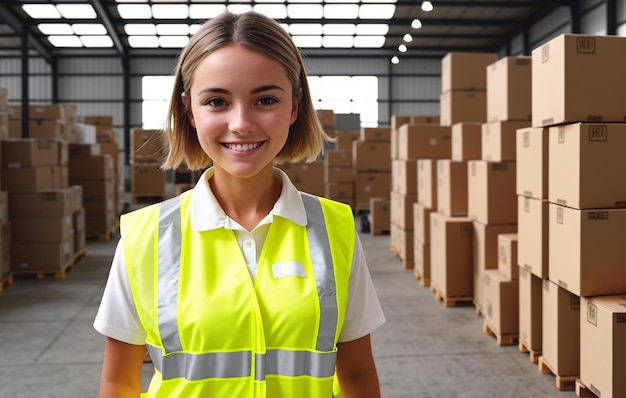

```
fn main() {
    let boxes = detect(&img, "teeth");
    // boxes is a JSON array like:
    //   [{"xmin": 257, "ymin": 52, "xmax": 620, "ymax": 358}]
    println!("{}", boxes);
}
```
[{"xmin": 225, "ymin": 142, "xmax": 261, "ymax": 152}]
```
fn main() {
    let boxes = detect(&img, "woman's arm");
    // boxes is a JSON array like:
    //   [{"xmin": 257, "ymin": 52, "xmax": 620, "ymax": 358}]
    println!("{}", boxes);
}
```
[
  {"xmin": 99, "ymin": 337, "xmax": 147, "ymax": 398},
  {"xmin": 335, "ymin": 334, "xmax": 381, "ymax": 398}
]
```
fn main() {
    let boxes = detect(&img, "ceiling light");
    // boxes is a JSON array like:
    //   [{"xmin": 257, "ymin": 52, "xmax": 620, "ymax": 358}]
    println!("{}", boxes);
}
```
[
  {"xmin": 23, "ymin": 4, "xmax": 61, "ymax": 19},
  {"xmin": 398, "ymin": 44, "xmax": 407, "ymax": 52},
  {"xmin": 288, "ymin": 4, "xmax": 323, "ymax": 19},
  {"xmin": 38, "ymin": 24, "xmax": 73, "ymax": 35},
  {"xmin": 391, "ymin": 56, "xmax": 400, "ymax": 64},
  {"xmin": 324, "ymin": 4, "xmax": 358, "ymax": 19},
  {"xmin": 156, "ymin": 24, "xmax": 189, "ymax": 36},
  {"xmin": 48, "ymin": 35, "xmax": 83, "ymax": 47},
  {"xmin": 421, "ymin": 1, "xmax": 433, "ymax": 12},
  {"xmin": 253, "ymin": 4, "xmax": 287, "ymax": 19},
  {"xmin": 291, "ymin": 36, "xmax": 323, "ymax": 48},
  {"xmin": 189, "ymin": 5, "xmax": 226, "ymax": 19},
  {"xmin": 323, "ymin": 36, "xmax": 354, "ymax": 48},
  {"xmin": 323, "ymin": 24, "xmax": 356, "ymax": 35},
  {"xmin": 73, "ymin": 24, "xmax": 107, "ymax": 35},
  {"xmin": 403, "ymin": 34, "xmax": 413, "ymax": 42},
  {"xmin": 57, "ymin": 4, "xmax": 97, "ymax": 19},
  {"xmin": 118, "ymin": 4, "xmax": 152, "ymax": 19},
  {"xmin": 152, "ymin": 5, "xmax": 188, "ymax": 19},
  {"xmin": 125, "ymin": 24, "xmax": 157, "ymax": 35},
  {"xmin": 80, "ymin": 36, "xmax": 114, "ymax": 48},
  {"xmin": 128, "ymin": 36, "xmax": 159, "ymax": 48},
  {"xmin": 359, "ymin": 4, "xmax": 395, "ymax": 19},
  {"xmin": 356, "ymin": 24, "xmax": 389, "ymax": 35},
  {"xmin": 289, "ymin": 24, "xmax": 323, "ymax": 35},
  {"xmin": 159, "ymin": 36, "xmax": 189, "ymax": 48},
  {"xmin": 411, "ymin": 19, "xmax": 422, "ymax": 29},
  {"xmin": 354, "ymin": 36, "xmax": 385, "ymax": 48}
]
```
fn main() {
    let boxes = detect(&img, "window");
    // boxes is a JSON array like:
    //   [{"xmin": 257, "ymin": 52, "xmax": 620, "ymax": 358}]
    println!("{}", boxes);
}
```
[{"xmin": 142, "ymin": 75, "xmax": 175, "ymax": 129}]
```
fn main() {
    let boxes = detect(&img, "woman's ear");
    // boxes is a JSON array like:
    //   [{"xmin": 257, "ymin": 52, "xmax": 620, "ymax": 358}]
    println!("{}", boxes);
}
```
[
  {"xmin": 290, "ymin": 87, "xmax": 302, "ymax": 125},
  {"xmin": 181, "ymin": 92, "xmax": 196, "ymax": 128}
]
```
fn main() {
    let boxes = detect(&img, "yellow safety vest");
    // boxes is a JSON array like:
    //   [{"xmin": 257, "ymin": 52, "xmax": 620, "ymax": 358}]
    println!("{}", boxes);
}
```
[{"xmin": 121, "ymin": 190, "xmax": 354, "ymax": 397}]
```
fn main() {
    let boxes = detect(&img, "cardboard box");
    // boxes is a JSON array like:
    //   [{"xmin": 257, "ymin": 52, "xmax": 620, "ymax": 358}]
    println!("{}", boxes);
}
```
[
  {"xmin": 482, "ymin": 269, "xmax": 519, "ymax": 335},
  {"xmin": 541, "ymin": 280, "xmax": 580, "ymax": 377},
  {"xmin": 397, "ymin": 124, "xmax": 452, "ymax": 160},
  {"xmin": 73, "ymin": 207, "xmax": 86, "ymax": 253},
  {"xmin": 391, "ymin": 115, "xmax": 411, "ymax": 130},
  {"xmin": 2, "ymin": 138, "xmax": 60, "ymax": 168},
  {"xmin": 532, "ymin": 34, "xmax": 626, "ymax": 127},
  {"xmin": 130, "ymin": 128, "xmax": 164, "ymax": 162},
  {"xmin": 325, "ymin": 182, "xmax": 353, "ymax": 200},
  {"xmin": 27, "ymin": 119, "xmax": 65, "ymax": 140},
  {"xmin": 280, "ymin": 162, "xmax": 325, "ymax": 197},
  {"xmin": 580, "ymin": 295, "xmax": 626, "ymax": 398},
  {"xmin": 325, "ymin": 150, "xmax": 352, "ymax": 168},
  {"xmin": 430, "ymin": 212, "xmax": 473, "ymax": 298},
  {"xmin": 451, "ymin": 122, "xmax": 482, "ymax": 161},
  {"xmin": 334, "ymin": 131, "xmax": 359, "ymax": 151},
  {"xmin": 468, "ymin": 160, "xmax": 517, "ymax": 224},
  {"xmin": 12, "ymin": 214, "xmax": 73, "ymax": 243},
  {"xmin": 1, "ymin": 166, "xmax": 59, "ymax": 193},
  {"xmin": 417, "ymin": 159, "xmax": 437, "ymax": 209},
  {"xmin": 518, "ymin": 267, "xmax": 543, "ymax": 353},
  {"xmin": 440, "ymin": 90, "xmax": 488, "ymax": 126},
  {"xmin": 549, "ymin": 123, "xmax": 626, "ymax": 209},
  {"xmin": 436, "ymin": 160, "xmax": 468, "ymax": 217},
  {"xmin": 69, "ymin": 154, "xmax": 113, "ymax": 181},
  {"xmin": 79, "ymin": 178, "xmax": 115, "ymax": 201},
  {"xmin": 83, "ymin": 197, "xmax": 114, "ymax": 217},
  {"xmin": 481, "ymin": 120, "xmax": 530, "ymax": 161},
  {"xmin": 353, "ymin": 141, "xmax": 391, "ymax": 172},
  {"xmin": 325, "ymin": 166, "xmax": 353, "ymax": 184},
  {"xmin": 413, "ymin": 203, "xmax": 432, "ymax": 244},
  {"xmin": 0, "ymin": 191, "xmax": 8, "ymax": 226},
  {"xmin": 410, "ymin": 115, "xmax": 440, "ymax": 125},
  {"xmin": 0, "ymin": 87, "xmax": 7, "ymax": 109},
  {"xmin": 11, "ymin": 240, "xmax": 74, "ymax": 272},
  {"xmin": 392, "ymin": 159, "xmax": 417, "ymax": 195},
  {"xmin": 83, "ymin": 115, "xmax": 113, "ymax": 126},
  {"xmin": 390, "ymin": 223, "xmax": 413, "ymax": 263},
  {"xmin": 497, "ymin": 233, "xmax": 518, "ymax": 280},
  {"xmin": 369, "ymin": 197, "xmax": 390, "ymax": 231},
  {"xmin": 549, "ymin": 204, "xmax": 626, "ymax": 296},
  {"xmin": 0, "ymin": 112, "xmax": 8, "ymax": 140},
  {"xmin": 354, "ymin": 172, "xmax": 390, "ymax": 210},
  {"xmin": 69, "ymin": 185, "xmax": 83, "ymax": 212},
  {"xmin": 413, "ymin": 239, "xmax": 430, "ymax": 282},
  {"xmin": 518, "ymin": 196, "xmax": 548, "ymax": 279},
  {"xmin": 9, "ymin": 104, "xmax": 66, "ymax": 122},
  {"xmin": 516, "ymin": 127, "xmax": 548, "ymax": 199},
  {"xmin": 390, "ymin": 191, "xmax": 416, "ymax": 230},
  {"xmin": 86, "ymin": 212, "xmax": 117, "ymax": 235},
  {"xmin": 486, "ymin": 56, "xmax": 532, "ymax": 123},
  {"xmin": 316, "ymin": 109, "xmax": 335, "ymax": 129},
  {"xmin": 8, "ymin": 188, "xmax": 73, "ymax": 217},
  {"xmin": 441, "ymin": 52, "xmax": 497, "ymax": 92},
  {"xmin": 76, "ymin": 123, "xmax": 97, "ymax": 144},
  {"xmin": 131, "ymin": 163, "xmax": 167, "ymax": 195},
  {"xmin": 360, "ymin": 127, "xmax": 391, "ymax": 142}
]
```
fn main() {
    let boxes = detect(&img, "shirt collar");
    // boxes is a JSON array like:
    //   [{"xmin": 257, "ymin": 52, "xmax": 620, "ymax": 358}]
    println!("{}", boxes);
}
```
[{"xmin": 190, "ymin": 166, "xmax": 308, "ymax": 232}]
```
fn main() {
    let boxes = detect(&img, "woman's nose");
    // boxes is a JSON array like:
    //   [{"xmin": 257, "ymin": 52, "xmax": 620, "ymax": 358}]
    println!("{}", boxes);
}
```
[{"xmin": 228, "ymin": 104, "xmax": 255, "ymax": 134}]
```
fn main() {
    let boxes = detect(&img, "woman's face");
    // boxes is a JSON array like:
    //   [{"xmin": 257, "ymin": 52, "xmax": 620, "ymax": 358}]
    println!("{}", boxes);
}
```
[{"xmin": 184, "ymin": 43, "xmax": 298, "ymax": 180}]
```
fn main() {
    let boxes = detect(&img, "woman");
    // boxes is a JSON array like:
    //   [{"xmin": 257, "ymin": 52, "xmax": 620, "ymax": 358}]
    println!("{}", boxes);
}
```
[{"xmin": 94, "ymin": 11, "xmax": 385, "ymax": 397}]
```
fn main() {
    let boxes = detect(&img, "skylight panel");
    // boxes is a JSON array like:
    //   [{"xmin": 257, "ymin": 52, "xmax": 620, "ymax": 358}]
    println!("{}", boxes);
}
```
[
  {"xmin": 356, "ymin": 24, "xmax": 389, "ymax": 35},
  {"xmin": 323, "ymin": 36, "xmax": 353, "ymax": 48},
  {"xmin": 48, "ymin": 35, "xmax": 82, "ymax": 47},
  {"xmin": 324, "ymin": 4, "xmax": 358, "ymax": 19},
  {"xmin": 227, "ymin": 4, "xmax": 253, "ymax": 14},
  {"xmin": 125, "ymin": 24, "xmax": 157, "ymax": 35},
  {"xmin": 354, "ymin": 36, "xmax": 385, "ymax": 48},
  {"xmin": 190, "ymin": 25, "xmax": 202, "ymax": 35},
  {"xmin": 253, "ymin": 4, "xmax": 287, "ymax": 19},
  {"xmin": 359, "ymin": 4, "xmax": 396, "ymax": 19},
  {"xmin": 189, "ymin": 5, "xmax": 226, "ymax": 19},
  {"xmin": 290, "ymin": 24, "xmax": 323, "ymax": 35},
  {"xmin": 57, "ymin": 4, "xmax": 97, "ymax": 19},
  {"xmin": 152, "ymin": 5, "xmax": 188, "ymax": 19},
  {"xmin": 288, "ymin": 4, "xmax": 323, "ymax": 19},
  {"xmin": 160, "ymin": 36, "xmax": 189, "ymax": 48},
  {"xmin": 73, "ymin": 24, "xmax": 107, "ymax": 35},
  {"xmin": 81, "ymin": 36, "xmax": 114, "ymax": 48},
  {"xmin": 323, "ymin": 24, "xmax": 355, "ymax": 35},
  {"xmin": 292, "ymin": 36, "xmax": 322, "ymax": 48},
  {"xmin": 38, "ymin": 24, "xmax": 73, "ymax": 35},
  {"xmin": 118, "ymin": 4, "xmax": 152, "ymax": 19},
  {"xmin": 23, "ymin": 4, "xmax": 61, "ymax": 19},
  {"xmin": 128, "ymin": 36, "xmax": 159, "ymax": 48},
  {"xmin": 156, "ymin": 24, "xmax": 189, "ymax": 36}
]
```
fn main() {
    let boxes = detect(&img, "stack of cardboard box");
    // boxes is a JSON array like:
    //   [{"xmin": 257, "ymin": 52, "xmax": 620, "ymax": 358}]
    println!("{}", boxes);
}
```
[
  {"xmin": 279, "ymin": 161, "xmax": 325, "ymax": 197},
  {"xmin": 1, "ymin": 138, "xmax": 83, "ymax": 276},
  {"xmin": 0, "ymin": 88, "xmax": 8, "ymax": 141},
  {"xmin": 129, "ymin": 128, "xmax": 166, "ymax": 202},
  {"xmin": 530, "ymin": 33, "xmax": 626, "ymax": 395},
  {"xmin": 352, "ymin": 127, "xmax": 391, "ymax": 213},
  {"xmin": 476, "ymin": 55, "xmax": 532, "ymax": 343},
  {"xmin": 324, "ymin": 149, "xmax": 354, "ymax": 208}
]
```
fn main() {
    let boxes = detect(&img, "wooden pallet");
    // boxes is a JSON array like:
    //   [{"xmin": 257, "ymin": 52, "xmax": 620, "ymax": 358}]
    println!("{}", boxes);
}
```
[
  {"xmin": 430, "ymin": 283, "xmax": 473, "ymax": 308},
  {"xmin": 13, "ymin": 260, "xmax": 74, "ymax": 280},
  {"xmin": 473, "ymin": 301, "xmax": 483, "ymax": 316},
  {"xmin": 371, "ymin": 226, "xmax": 390, "ymax": 236},
  {"xmin": 0, "ymin": 273, "xmax": 14, "ymax": 293},
  {"xmin": 132, "ymin": 194, "xmax": 166, "ymax": 204},
  {"xmin": 518, "ymin": 340, "xmax": 541, "ymax": 363},
  {"xmin": 74, "ymin": 248, "xmax": 87, "ymax": 264},
  {"xmin": 87, "ymin": 226, "xmax": 118, "ymax": 242},
  {"xmin": 482, "ymin": 319, "xmax": 518, "ymax": 346},
  {"xmin": 575, "ymin": 379, "xmax": 598, "ymax": 397},
  {"xmin": 413, "ymin": 267, "xmax": 430, "ymax": 287},
  {"xmin": 389, "ymin": 244, "xmax": 414, "ymax": 269},
  {"xmin": 538, "ymin": 356, "xmax": 577, "ymax": 391}
]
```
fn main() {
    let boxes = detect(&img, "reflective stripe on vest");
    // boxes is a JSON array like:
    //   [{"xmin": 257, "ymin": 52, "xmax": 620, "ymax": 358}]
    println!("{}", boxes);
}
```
[{"xmin": 150, "ymin": 192, "xmax": 338, "ymax": 381}]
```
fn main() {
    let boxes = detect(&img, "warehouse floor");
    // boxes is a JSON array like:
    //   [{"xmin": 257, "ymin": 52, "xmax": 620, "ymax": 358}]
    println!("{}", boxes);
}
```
[{"xmin": 0, "ymin": 203, "xmax": 574, "ymax": 398}]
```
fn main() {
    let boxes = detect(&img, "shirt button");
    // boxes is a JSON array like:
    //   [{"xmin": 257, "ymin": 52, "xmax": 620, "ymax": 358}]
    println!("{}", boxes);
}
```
[{"xmin": 245, "ymin": 241, "xmax": 252, "ymax": 248}]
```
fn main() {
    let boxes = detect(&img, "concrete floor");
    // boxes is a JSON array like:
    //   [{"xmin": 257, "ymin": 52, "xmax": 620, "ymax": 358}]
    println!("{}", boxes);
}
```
[{"xmin": 0, "ymin": 217, "xmax": 575, "ymax": 397}]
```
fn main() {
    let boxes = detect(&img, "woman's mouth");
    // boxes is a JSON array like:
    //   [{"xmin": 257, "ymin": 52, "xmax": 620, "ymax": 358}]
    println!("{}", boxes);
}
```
[{"xmin": 222, "ymin": 141, "xmax": 264, "ymax": 152}]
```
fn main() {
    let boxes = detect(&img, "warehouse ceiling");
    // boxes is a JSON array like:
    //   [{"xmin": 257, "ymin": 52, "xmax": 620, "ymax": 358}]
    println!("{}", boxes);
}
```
[{"xmin": 0, "ymin": 0, "xmax": 571, "ymax": 62}]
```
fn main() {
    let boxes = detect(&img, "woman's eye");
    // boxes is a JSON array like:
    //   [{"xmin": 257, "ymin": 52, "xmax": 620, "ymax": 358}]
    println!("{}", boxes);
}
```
[
  {"xmin": 257, "ymin": 96, "xmax": 278, "ymax": 106},
  {"xmin": 207, "ymin": 98, "xmax": 226, "ymax": 107}
]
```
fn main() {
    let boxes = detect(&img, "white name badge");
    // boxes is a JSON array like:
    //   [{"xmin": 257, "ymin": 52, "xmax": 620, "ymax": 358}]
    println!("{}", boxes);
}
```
[{"xmin": 272, "ymin": 262, "xmax": 306, "ymax": 278}]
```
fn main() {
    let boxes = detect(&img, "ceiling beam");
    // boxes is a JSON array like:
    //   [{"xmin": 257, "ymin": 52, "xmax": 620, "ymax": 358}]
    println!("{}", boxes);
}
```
[
  {"xmin": 89, "ymin": 0, "xmax": 125, "ymax": 57},
  {"xmin": 0, "ymin": 3, "xmax": 53, "ymax": 64}
]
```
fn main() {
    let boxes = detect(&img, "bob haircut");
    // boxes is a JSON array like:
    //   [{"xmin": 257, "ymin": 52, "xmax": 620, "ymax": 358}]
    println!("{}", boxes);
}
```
[{"xmin": 162, "ymin": 11, "xmax": 331, "ymax": 170}]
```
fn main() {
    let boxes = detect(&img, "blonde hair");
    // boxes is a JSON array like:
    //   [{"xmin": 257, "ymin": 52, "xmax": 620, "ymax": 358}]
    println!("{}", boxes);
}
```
[{"xmin": 162, "ymin": 11, "xmax": 330, "ymax": 170}]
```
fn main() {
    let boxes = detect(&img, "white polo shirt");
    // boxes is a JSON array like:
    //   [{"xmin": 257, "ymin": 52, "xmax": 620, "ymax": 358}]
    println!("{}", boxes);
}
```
[{"xmin": 94, "ymin": 167, "xmax": 386, "ymax": 344}]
